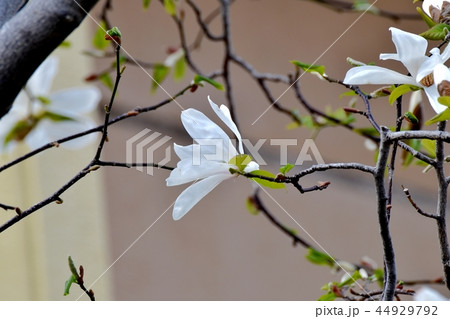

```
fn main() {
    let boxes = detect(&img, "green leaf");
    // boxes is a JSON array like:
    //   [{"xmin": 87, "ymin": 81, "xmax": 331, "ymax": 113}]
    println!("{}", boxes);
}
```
[
  {"xmin": 337, "ymin": 270, "xmax": 362, "ymax": 288},
  {"xmin": 229, "ymin": 154, "xmax": 253, "ymax": 172},
  {"xmin": 246, "ymin": 198, "xmax": 259, "ymax": 215},
  {"xmin": 403, "ymin": 139, "xmax": 421, "ymax": 167},
  {"xmin": 143, "ymin": 0, "xmax": 151, "ymax": 9},
  {"xmin": 106, "ymin": 26, "xmax": 122, "ymax": 39},
  {"xmin": 420, "ymin": 23, "xmax": 450, "ymax": 41},
  {"xmin": 279, "ymin": 163, "xmax": 294, "ymax": 175},
  {"xmin": 373, "ymin": 268, "xmax": 384, "ymax": 288},
  {"xmin": 290, "ymin": 60, "xmax": 325, "ymax": 76},
  {"xmin": 421, "ymin": 139, "xmax": 436, "ymax": 158},
  {"xmin": 425, "ymin": 108, "xmax": 450, "ymax": 125},
  {"xmin": 173, "ymin": 56, "xmax": 186, "ymax": 81},
  {"xmin": 438, "ymin": 96, "xmax": 450, "ymax": 107},
  {"xmin": 353, "ymin": 126, "xmax": 379, "ymax": 138},
  {"xmin": 64, "ymin": 274, "xmax": 77, "ymax": 296},
  {"xmin": 99, "ymin": 72, "xmax": 114, "ymax": 90},
  {"xmin": 352, "ymin": 0, "xmax": 379, "ymax": 14},
  {"xmin": 339, "ymin": 90, "xmax": 358, "ymax": 98},
  {"xmin": 404, "ymin": 111, "xmax": 419, "ymax": 125},
  {"xmin": 250, "ymin": 170, "xmax": 286, "ymax": 189},
  {"xmin": 68, "ymin": 256, "xmax": 80, "ymax": 280},
  {"xmin": 318, "ymin": 292, "xmax": 337, "ymax": 301},
  {"xmin": 163, "ymin": 0, "xmax": 177, "ymax": 16},
  {"xmin": 193, "ymin": 74, "xmax": 225, "ymax": 91},
  {"xmin": 3, "ymin": 118, "xmax": 37, "ymax": 146},
  {"xmin": 58, "ymin": 41, "xmax": 71, "ymax": 48},
  {"xmin": 151, "ymin": 64, "xmax": 170, "ymax": 93},
  {"xmin": 417, "ymin": 7, "xmax": 436, "ymax": 28},
  {"xmin": 37, "ymin": 96, "xmax": 51, "ymax": 105},
  {"xmin": 286, "ymin": 121, "xmax": 301, "ymax": 130},
  {"xmin": 40, "ymin": 111, "xmax": 75, "ymax": 123},
  {"xmin": 93, "ymin": 21, "xmax": 108, "ymax": 50},
  {"xmin": 388, "ymin": 84, "xmax": 419, "ymax": 105},
  {"xmin": 305, "ymin": 248, "xmax": 335, "ymax": 267}
]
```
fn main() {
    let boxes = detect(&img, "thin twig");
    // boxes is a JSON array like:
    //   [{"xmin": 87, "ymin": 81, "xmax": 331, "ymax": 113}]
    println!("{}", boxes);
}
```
[{"xmin": 402, "ymin": 185, "xmax": 439, "ymax": 220}]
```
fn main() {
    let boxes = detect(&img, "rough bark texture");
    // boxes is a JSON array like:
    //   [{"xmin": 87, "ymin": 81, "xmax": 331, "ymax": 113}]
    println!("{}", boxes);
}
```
[{"xmin": 0, "ymin": 0, "xmax": 99, "ymax": 119}]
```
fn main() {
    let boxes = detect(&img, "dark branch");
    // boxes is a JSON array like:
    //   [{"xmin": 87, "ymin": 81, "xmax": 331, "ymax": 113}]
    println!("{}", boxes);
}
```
[{"xmin": 0, "ymin": 0, "xmax": 99, "ymax": 118}]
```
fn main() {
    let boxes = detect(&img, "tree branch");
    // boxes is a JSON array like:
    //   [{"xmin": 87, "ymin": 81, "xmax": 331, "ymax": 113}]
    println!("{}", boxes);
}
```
[{"xmin": 0, "ymin": 0, "xmax": 99, "ymax": 118}]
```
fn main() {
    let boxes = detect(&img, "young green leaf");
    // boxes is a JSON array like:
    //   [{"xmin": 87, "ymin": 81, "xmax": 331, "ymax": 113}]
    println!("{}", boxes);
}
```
[
  {"xmin": 143, "ymin": 0, "xmax": 151, "ymax": 9},
  {"xmin": 279, "ymin": 163, "xmax": 294, "ymax": 175},
  {"xmin": 420, "ymin": 23, "xmax": 450, "ymax": 41},
  {"xmin": 58, "ymin": 41, "xmax": 71, "ymax": 48},
  {"xmin": 173, "ymin": 56, "xmax": 186, "ymax": 81},
  {"xmin": 416, "ymin": 6, "xmax": 436, "ymax": 28},
  {"xmin": 193, "ymin": 74, "xmax": 225, "ymax": 91},
  {"xmin": 305, "ymin": 248, "xmax": 335, "ymax": 267},
  {"xmin": 352, "ymin": 0, "xmax": 380, "ymax": 14},
  {"xmin": 318, "ymin": 292, "xmax": 337, "ymax": 301},
  {"xmin": 64, "ymin": 274, "xmax": 77, "ymax": 296},
  {"xmin": 425, "ymin": 107, "xmax": 450, "ymax": 125},
  {"xmin": 290, "ymin": 60, "xmax": 325, "ymax": 76},
  {"xmin": 250, "ymin": 170, "xmax": 286, "ymax": 189},
  {"xmin": 421, "ymin": 139, "xmax": 436, "ymax": 158},
  {"xmin": 403, "ymin": 111, "xmax": 419, "ymax": 125},
  {"xmin": 229, "ymin": 154, "xmax": 253, "ymax": 172},
  {"xmin": 93, "ymin": 21, "xmax": 109, "ymax": 50},
  {"xmin": 99, "ymin": 72, "xmax": 114, "ymax": 90},
  {"xmin": 40, "ymin": 111, "xmax": 75, "ymax": 123},
  {"xmin": 163, "ymin": 0, "xmax": 177, "ymax": 16},
  {"xmin": 245, "ymin": 198, "xmax": 259, "ymax": 215},
  {"xmin": 388, "ymin": 84, "xmax": 419, "ymax": 105},
  {"xmin": 151, "ymin": 64, "xmax": 170, "ymax": 93}
]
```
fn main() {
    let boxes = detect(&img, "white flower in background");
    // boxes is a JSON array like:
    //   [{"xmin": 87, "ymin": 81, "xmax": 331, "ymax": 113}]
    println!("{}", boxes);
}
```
[
  {"xmin": 0, "ymin": 56, "xmax": 101, "ymax": 153},
  {"xmin": 423, "ymin": 0, "xmax": 450, "ymax": 23},
  {"xmin": 166, "ymin": 96, "xmax": 259, "ymax": 220},
  {"xmin": 414, "ymin": 286, "xmax": 448, "ymax": 301},
  {"xmin": 343, "ymin": 27, "xmax": 450, "ymax": 114}
]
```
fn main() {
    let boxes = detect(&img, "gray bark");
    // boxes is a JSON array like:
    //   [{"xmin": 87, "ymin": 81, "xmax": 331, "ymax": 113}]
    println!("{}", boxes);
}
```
[{"xmin": 0, "ymin": 0, "xmax": 99, "ymax": 119}]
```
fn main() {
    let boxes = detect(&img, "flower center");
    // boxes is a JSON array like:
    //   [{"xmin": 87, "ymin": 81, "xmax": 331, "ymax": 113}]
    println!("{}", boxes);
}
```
[{"xmin": 419, "ymin": 73, "xmax": 434, "ymax": 87}]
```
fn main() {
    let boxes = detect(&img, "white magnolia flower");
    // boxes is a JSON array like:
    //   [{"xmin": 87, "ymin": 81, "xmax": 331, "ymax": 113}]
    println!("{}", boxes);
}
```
[
  {"xmin": 0, "ymin": 56, "xmax": 101, "ymax": 153},
  {"xmin": 166, "ymin": 96, "xmax": 259, "ymax": 220},
  {"xmin": 344, "ymin": 27, "xmax": 450, "ymax": 114},
  {"xmin": 414, "ymin": 286, "xmax": 448, "ymax": 301}
]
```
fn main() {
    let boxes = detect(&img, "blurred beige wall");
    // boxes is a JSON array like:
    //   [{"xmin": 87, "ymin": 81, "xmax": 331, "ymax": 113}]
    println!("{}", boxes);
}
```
[{"xmin": 0, "ymin": 22, "xmax": 111, "ymax": 300}]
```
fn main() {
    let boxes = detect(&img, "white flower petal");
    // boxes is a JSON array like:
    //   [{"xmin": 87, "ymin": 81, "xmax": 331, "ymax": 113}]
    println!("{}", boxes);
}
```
[
  {"xmin": 164, "ymin": 48, "xmax": 184, "ymax": 67},
  {"xmin": 181, "ymin": 108, "xmax": 238, "ymax": 159},
  {"xmin": 172, "ymin": 173, "xmax": 231, "ymax": 220},
  {"xmin": 27, "ymin": 57, "xmax": 59, "ymax": 97},
  {"xmin": 26, "ymin": 117, "xmax": 97, "ymax": 149},
  {"xmin": 416, "ymin": 52, "xmax": 443, "ymax": 83},
  {"xmin": 423, "ymin": 85, "xmax": 447, "ymax": 113},
  {"xmin": 243, "ymin": 161, "xmax": 259, "ymax": 173},
  {"xmin": 414, "ymin": 286, "xmax": 448, "ymax": 301},
  {"xmin": 379, "ymin": 53, "xmax": 399, "ymax": 61},
  {"xmin": 167, "ymin": 160, "xmax": 230, "ymax": 186},
  {"xmin": 49, "ymin": 87, "xmax": 101, "ymax": 115},
  {"xmin": 344, "ymin": 66, "xmax": 417, "ymax": 85},
  {"xmin": 440, "ymin": 42, "xmax": 450, "ymax": 62},
  {"xmin": 433, "ymin": 63, "xmax": 450, "ymax": 85},
  {"xmin": 388, "ymin": 27, "xmax": 428, "ymax": 76},
  {"xmin": 208, "ymin": 96, "xmax": 244, "ymax": 154},
  {"xmin": 408, "ymin": 90, "xmax": 423, "ymax": 112}
]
